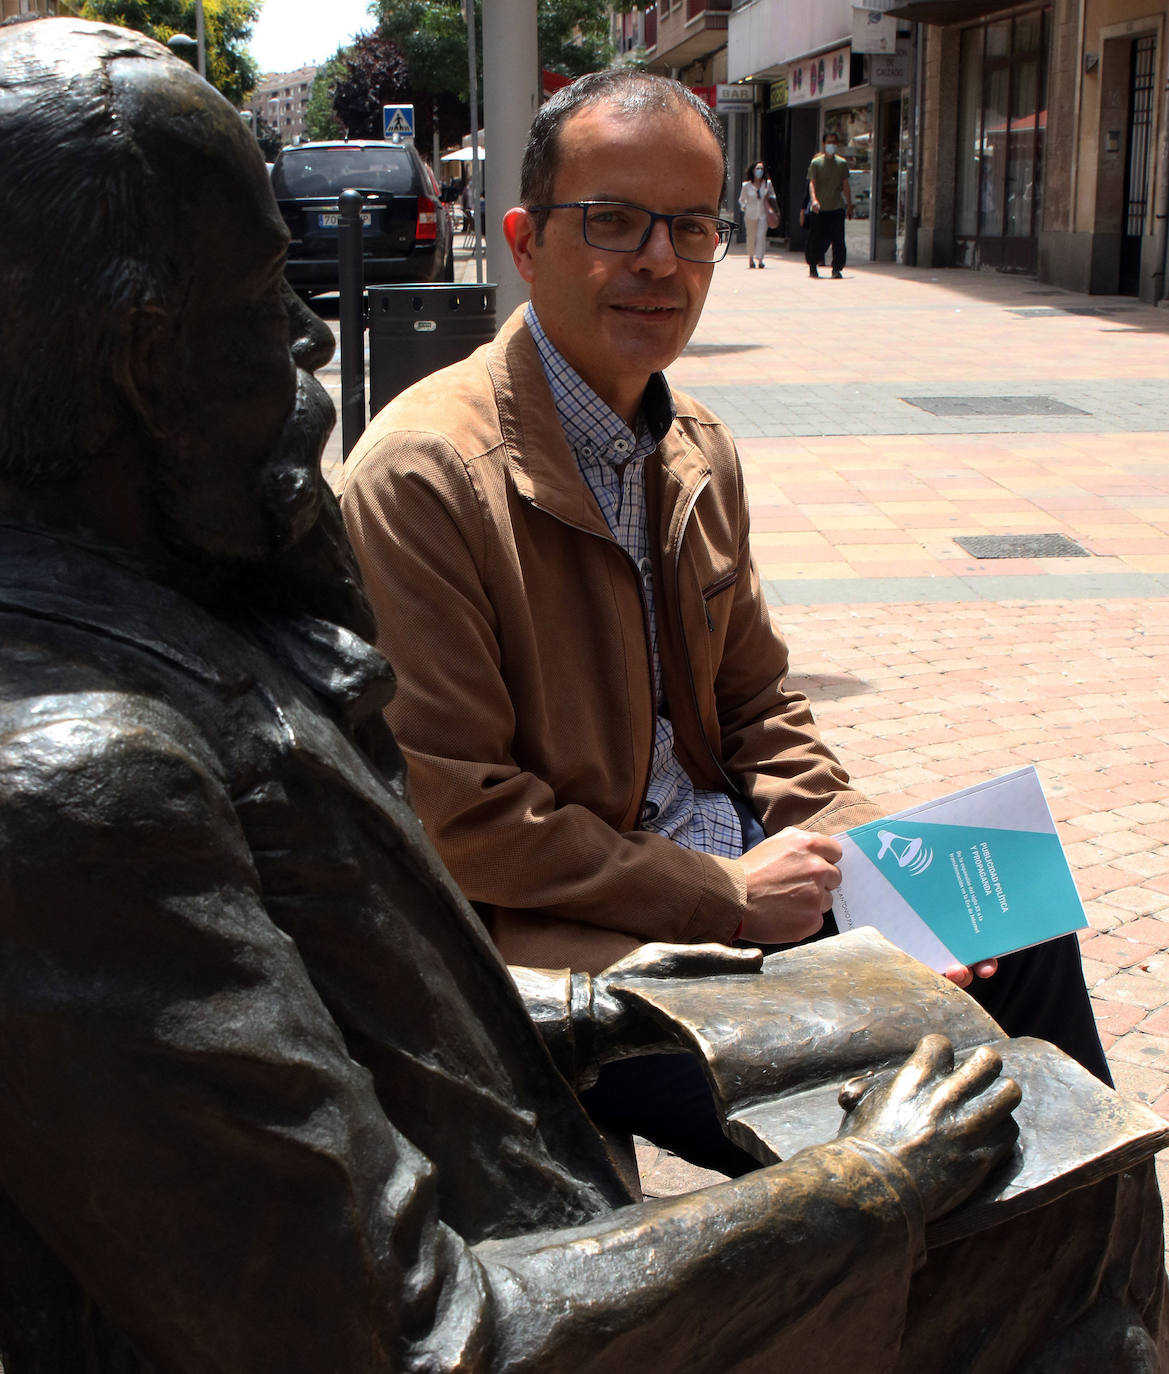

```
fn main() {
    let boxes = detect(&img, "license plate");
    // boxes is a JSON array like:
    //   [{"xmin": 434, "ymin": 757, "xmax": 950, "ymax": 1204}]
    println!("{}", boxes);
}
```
[{"xmin": 318, "ymin": 211, "xmax": 371, "ymax": 227}]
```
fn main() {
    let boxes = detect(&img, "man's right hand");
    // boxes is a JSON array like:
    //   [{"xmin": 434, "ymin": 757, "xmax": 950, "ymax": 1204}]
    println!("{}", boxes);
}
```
[
  {"xmin": 839, "ymin": 1034, "xmax": 1021, "ymax": 1222},
  {"xmin": 736, "ymin": 826, "xmax": 842, "ymax": 945}
]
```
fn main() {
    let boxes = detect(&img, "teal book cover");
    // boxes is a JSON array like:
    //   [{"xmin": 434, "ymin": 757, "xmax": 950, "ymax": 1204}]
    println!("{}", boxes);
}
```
[{"xmin": 833, "ymin": 767, "xmax": 1087, "ymax": 971}]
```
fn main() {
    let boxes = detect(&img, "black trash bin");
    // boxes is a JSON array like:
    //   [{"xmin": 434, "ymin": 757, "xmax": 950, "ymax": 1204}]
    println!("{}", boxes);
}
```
[{"xmin": 367, "ymin": 283, "xmax": 497, "ymax": 419}]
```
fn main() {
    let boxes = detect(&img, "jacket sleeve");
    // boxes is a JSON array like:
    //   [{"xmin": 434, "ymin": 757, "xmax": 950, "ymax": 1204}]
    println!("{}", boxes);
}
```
[
  {"xmin": 342, "ymin": 431, "xmax": 749, "ymax": 967},
  {"xmin": 0, "ymin": 711, "xmax": 927, "ymax": 1374}
]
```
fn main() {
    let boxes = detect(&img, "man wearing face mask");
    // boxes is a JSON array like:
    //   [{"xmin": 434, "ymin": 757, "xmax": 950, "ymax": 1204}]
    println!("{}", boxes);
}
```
[
  {"xmin": 807, "ymin": 129, "xmax": 853, "ymax": 278},
  {"xmin": 737, "ymin": 160, "xmax": 776, "ymax": 269}
]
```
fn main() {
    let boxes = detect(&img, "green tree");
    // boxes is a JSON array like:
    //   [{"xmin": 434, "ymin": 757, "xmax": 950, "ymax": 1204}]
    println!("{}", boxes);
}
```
[
  {"xmin": 375, "ymin": 0, "xmax": 614, "ymax": 96},
  {"xmin": 76, "ymin": 0, "xmax": 261, "ymax": 104},
  {"xmin": 305, "ymin": 54, "xmax": 348, "ymax": 140}
]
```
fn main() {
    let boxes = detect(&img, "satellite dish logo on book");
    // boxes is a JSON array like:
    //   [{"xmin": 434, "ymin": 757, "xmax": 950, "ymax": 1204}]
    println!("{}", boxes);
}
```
[{"xmin": 876, "ymin": 829, "xmax": 934, "ymax": 875}]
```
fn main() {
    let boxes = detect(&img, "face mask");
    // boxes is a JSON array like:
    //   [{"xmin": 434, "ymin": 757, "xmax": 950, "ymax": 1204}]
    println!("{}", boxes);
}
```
[
  {"xmin": 753, "ymin": 167, "xmax": 763, "ymax": 180},
  {"xmin": 824, "ymin": 143, "xmax": 838, "ymax": 156}
]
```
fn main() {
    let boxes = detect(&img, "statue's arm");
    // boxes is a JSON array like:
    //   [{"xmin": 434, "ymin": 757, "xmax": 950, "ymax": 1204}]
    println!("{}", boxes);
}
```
[{"xmin": 512, "ymin": 944, "xmax": 765, "ymax": 1087}]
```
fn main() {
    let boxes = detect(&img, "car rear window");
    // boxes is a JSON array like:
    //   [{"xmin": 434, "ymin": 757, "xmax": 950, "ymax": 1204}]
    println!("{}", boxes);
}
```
[{"xmin": 272, "ymin": 147, "xmax": 416, "ymax": 197}]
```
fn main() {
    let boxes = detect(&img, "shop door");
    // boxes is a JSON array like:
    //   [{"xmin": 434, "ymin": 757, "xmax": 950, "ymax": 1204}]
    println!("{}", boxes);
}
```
[{"xmin": 1120, "ymin": 35, "xmax": 1155, "ymax": 296}]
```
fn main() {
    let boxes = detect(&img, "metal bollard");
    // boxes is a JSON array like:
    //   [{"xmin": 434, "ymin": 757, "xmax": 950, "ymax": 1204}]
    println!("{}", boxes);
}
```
[{"xmin": 338, "ymin": 189, "xmax": 366, "ymax": 460}]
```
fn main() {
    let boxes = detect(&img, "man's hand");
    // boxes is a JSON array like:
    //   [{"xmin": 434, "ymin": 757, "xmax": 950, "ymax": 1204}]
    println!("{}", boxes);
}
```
[
  {"xmin": 945, "ymin": 958, "xmax": 998, "ymax": 989},
  {"xmin": 846, "ymin": 203, "xmax": 854, "ymax": 220},
  {"xmin": 737, "ymin": 827, "xmax": 841, "ymax": 946},
  {"xmin": 839, "ymin": 1034, "xmax": 1021, "ymax": 1222},
  {"xmin": 810, "ymin": 197, "xmax": 821, "ymax": 214}
]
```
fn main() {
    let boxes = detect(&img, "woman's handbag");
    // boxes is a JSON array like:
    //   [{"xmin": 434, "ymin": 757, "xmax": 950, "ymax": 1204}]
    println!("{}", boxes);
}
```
[{"xmin": 765, "ymin": 193, "xmax": 779, "ymax": 231}]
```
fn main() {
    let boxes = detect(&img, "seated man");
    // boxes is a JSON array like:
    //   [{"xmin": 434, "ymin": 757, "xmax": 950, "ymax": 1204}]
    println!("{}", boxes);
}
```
[
  {"xmin": 341, "ymin": 68, "xmax": 1110, "ymax": 1171},
  {"xmin": 1, "ymin": 18, "xmax": 1165, "ymax": 1373}
]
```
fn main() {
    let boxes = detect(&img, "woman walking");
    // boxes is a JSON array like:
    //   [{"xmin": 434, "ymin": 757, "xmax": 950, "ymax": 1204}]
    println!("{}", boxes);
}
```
[{"xmin": 738, "ymin": 160, "xmax": 776, "ymax": 269}]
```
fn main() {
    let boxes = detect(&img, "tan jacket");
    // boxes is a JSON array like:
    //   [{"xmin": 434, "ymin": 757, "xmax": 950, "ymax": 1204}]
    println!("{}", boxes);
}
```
[{"xmin": 342, "ymin": 308, "xmax": 880, "ymax": 972}]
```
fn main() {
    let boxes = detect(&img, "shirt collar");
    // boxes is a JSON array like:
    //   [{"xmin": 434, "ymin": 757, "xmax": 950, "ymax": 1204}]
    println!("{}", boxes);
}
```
[{"xmin": 525, "ymin": 302, "xmax": 675, "ymax": 466}]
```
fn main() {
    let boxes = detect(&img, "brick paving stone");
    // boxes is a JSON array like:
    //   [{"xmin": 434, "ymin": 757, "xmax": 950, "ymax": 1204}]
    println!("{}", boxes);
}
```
[
  {"xmin": 1106, "ymin": 1031, "xmax": 1169, "ymax": 1075},
  {"xmin": 1097, "ymin": 887, "xmax": 1169, "ymax": 917}
]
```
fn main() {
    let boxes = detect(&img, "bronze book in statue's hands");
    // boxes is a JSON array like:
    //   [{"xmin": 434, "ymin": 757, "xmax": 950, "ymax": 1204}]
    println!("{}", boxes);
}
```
[{"xmin": 607, "ymin": 929, "xmax": 1169, "ymax": 1245}]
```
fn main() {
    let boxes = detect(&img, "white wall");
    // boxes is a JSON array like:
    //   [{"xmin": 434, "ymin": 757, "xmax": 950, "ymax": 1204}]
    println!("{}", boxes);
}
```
[{"xmin": 728, "ymin": 0, "xmax": 855, "ymax": 82}]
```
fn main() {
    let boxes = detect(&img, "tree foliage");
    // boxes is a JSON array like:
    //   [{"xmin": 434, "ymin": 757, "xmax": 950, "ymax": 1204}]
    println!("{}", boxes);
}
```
[
  {"xmin": 375, "ymin": 0, "xmax": 614, "ymax": 95},
  {"xmin": 321, "ymin": 33, "xmax": 465, "ymax": 150},
  {"xmin": 75, "ymin": 0, "xmax": 260, "ymax": 103},
  {"xmin": 328, "ymin": 32, "xmax": 410, "ymax": 140},
  {"xmin": 305, "ymin": 56, "xmax": 348, "ymax": 141}
]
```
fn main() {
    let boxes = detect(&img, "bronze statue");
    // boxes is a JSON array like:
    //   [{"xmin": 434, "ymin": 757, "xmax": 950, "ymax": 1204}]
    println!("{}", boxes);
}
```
[{"xmin": 0, "ymin": 18, "xmax": 1165, "ymax": 1372}]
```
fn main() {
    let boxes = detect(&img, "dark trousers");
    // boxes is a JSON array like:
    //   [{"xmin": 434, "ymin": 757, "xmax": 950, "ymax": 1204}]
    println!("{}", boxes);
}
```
[
  {"xmin": 581, "ymin": 799, "xmax": 1111, "ymax": 1175},
  {"xmin": 808, "ymin": 206, "xmax": 847, "ymax": 271}
]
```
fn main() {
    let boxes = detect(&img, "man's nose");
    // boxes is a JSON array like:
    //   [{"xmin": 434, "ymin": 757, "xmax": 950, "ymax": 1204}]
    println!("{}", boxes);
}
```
[
  {"xmin": 631, "ymin": 218, "xmax": 678, "ymax": 274},
  {"xmin": 285, "ymin": 283, "xmax": 335, "ymax": 373}
]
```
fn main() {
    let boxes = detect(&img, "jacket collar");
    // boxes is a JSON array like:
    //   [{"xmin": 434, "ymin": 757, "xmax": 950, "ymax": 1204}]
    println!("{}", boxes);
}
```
[{"xmin": 485, "ymin": 307, "xmax": 712, "ymax": 533}]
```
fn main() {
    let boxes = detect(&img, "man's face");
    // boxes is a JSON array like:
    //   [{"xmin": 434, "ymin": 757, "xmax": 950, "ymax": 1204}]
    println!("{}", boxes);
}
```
[
  {"xmin": 148, "ymin": 83, "xmax": 335, "ymax": 566},
  {"xmin": 505, "ymin": 101, "xmax": 724, "ymax": 421}
]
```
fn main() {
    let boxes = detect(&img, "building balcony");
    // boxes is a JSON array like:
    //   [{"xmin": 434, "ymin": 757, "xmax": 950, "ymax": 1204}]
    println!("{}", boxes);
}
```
[{"xmin": 644, "ymin": 0, "xmax": 730, "ymax": 71}]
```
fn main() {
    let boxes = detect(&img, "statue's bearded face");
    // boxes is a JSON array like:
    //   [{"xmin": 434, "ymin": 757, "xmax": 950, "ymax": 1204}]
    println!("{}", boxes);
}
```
[{"xmin": 147, "ymin": 101, "xmax": 336, "ymax": 568}]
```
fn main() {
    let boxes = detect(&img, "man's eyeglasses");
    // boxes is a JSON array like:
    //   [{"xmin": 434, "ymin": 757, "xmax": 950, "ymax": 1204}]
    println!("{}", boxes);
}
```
[{"xmin": 529, "ymin": 200, "xmax": 736, "ymax": 264}]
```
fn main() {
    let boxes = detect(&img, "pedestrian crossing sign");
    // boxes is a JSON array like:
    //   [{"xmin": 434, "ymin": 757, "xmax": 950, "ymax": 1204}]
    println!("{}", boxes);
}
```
[{"xmin": 383, "ymin": 104, "xmax": 415, "ymax": 141}]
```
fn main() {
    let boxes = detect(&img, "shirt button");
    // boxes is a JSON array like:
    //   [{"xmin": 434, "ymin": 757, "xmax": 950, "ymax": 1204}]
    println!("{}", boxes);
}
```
[
  {"xmin": 614, "ymin": 438, "xmax": 630, "ymax": 453},
  {"xmin": 580, "ymin": 443, "xmax": 594, "ymax": 458}
]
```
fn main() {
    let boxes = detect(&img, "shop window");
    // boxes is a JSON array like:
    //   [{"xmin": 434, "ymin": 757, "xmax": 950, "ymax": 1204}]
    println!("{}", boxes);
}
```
[{"xmin": 953, "ymin": 6, "xmax": 1049, "ymax": 271}]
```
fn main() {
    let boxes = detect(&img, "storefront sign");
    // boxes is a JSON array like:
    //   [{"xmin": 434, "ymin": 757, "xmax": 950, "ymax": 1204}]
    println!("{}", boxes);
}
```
[
  {"xmin": 870, "ymin": 49, "xmax": 911, "ymax": 87},
  {"xmin": 786, "ymin": 46, "xmax": 851, "ymax": 106},
  {"xmin": 716, "ymin": 83, "xmax": 756, "ymax": 113},
  {"xmin": 852, "ymin": 7, "xmax": 900, "ymax": 54},
  {"xmin": 768, "ymin": 78, "xmax": 788, "ymax": 111},
  {"xmin": 691, "ymin": 85, "xmax": 717, "ymax": 109}
]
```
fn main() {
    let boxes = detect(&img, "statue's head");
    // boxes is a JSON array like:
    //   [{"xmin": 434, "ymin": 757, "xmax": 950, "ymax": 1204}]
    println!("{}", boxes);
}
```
[{"xmin": 0, "ymin": 18, "xmax": 337, "ymax": 570}]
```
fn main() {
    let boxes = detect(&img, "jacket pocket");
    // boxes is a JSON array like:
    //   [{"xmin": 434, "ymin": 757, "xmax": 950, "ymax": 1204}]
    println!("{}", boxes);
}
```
[{"xmin": 701, "ymin": 569, "xmax": 738, "ymax": 631}]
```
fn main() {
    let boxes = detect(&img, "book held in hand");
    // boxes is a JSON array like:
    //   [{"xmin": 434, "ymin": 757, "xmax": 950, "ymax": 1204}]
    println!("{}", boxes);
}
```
[{"xmin": 833, "ymin": 766, "xmax": 1087, "ymax": 971}]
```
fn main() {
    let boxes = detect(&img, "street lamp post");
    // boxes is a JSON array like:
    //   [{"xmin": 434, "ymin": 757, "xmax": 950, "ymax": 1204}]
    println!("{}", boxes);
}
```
[{"xmin": 194, "ymin": 0, "xmax": 206, "ymax": 79}]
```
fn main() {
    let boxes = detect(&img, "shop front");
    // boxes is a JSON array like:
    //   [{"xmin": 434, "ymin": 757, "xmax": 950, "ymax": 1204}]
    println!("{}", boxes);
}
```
[{"xmin": 778, "ymin": 39, "xmax": 914, "ymax": 264}]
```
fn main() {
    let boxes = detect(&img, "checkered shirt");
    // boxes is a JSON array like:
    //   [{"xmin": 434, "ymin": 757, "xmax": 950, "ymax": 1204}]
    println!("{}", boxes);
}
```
[{"xmin": 526, "ymin": 304, "xmax": 743, "ymax": 859}]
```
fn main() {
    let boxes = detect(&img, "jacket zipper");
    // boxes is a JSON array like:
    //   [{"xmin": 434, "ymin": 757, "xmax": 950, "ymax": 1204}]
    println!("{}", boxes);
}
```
[
  {"xmin": 670, "ymin": 474, "xmax": 741, "ymax": 798},
  {"xmin": 522, "ymin": 495, "xmax": 659, "ymax": 827}
]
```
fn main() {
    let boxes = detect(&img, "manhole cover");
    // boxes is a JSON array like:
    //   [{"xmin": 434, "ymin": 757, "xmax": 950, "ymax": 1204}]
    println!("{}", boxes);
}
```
[
  {"xmin": 901, "ymin": 395, "xmax": 1090, "ymax": 417},
  {"xmin": 1007, "ymin": 306, "xmax": 1133, "ymax": 318},
  {"xmin": 954, "ymin": 533, "xmax": 1090, "ymax": 559}
]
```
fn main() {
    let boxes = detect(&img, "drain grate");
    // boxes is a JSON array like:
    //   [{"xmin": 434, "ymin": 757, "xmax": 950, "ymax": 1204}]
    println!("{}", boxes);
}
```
[
  {"xmin": 954, "ymin": 533, "xmax": 1090, "ymax": 559},
  {"xmin": 901, "ymin": 395, "xmax": 1090, "ymax": 417}
]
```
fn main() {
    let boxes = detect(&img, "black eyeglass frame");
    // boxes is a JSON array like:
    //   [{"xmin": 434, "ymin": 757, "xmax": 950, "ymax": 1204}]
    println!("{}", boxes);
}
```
[{"xmin": 528, "ymin": 200, "xmax": 737, "ymax": 263}]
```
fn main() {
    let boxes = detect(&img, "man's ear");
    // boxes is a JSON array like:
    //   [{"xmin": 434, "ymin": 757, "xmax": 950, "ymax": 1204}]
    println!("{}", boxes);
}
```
[
  {"xmin": 113, "ymin": 304, "xmax": 179, "ymax": 440},
  {"xmin": 503, "ymin": 206, "xmax": 539, "ymax": 285}
]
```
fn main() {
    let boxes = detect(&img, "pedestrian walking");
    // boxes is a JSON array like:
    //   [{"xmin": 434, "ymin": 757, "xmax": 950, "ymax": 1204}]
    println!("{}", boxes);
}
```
[
  {"xmin": 738, "ymin": 160, "xmax": 776, "ymax": 269},
  {"xmin": 807, "ymin": 131, "xmax": 853, "ymax": 278}
]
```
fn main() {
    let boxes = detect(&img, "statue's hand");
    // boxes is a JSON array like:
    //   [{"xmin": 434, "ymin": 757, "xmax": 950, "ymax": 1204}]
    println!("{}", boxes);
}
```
[
  {"xmin": 838, "ymin": 1034, "xmax": 1021, "ymax": 1222},
  {"xmin": 588, "ymin": 943, "xmax": 763, "ymax": 1062}
]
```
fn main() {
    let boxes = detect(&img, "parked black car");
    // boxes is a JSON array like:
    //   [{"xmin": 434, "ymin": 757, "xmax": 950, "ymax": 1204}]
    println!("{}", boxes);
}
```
[{"xmin": 271, "ymin": 140, "xmax": 454, "ymax": 296}]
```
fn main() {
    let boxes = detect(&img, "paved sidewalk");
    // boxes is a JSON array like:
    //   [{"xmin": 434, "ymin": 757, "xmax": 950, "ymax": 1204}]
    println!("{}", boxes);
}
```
[{"xmin": 315, "ymin": 244, "xmax": 1169, "ymax": 1211}]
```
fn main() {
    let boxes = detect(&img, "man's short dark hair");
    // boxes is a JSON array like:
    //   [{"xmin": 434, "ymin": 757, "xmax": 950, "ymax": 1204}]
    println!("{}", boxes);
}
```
[
  {"xmin": 520, "ymin": 69, "xmax": 729, "ymax": 236},
  {"xmin": 0, "ymin": 20, "xmax": 184, "ymax": 487}
]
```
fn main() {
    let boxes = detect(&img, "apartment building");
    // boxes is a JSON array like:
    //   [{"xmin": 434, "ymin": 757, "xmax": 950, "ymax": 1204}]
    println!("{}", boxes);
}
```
[{"xmin": 248, "ymin": 64, "xmax": 318, "ymax": 147}]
